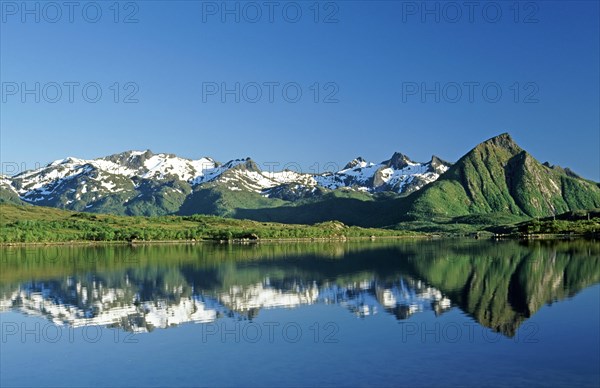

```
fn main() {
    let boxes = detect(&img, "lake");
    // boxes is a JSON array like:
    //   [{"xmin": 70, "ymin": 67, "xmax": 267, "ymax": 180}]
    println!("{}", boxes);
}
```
[{"xmin": 1, "ymin": 239, "xmax": 599, "ymax": 387}]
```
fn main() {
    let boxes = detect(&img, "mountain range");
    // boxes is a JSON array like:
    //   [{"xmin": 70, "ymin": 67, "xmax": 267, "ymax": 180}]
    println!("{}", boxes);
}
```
[{"xmin": 2, "ymin": 133, "xmax": 599, "ymax": 228}]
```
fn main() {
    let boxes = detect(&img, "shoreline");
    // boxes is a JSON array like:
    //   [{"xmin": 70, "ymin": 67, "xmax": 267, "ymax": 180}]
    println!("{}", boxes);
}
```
[
  {"xmin": 1, "ymin": 233, "xmax": 597, "ymax": 247},
  {"xmin": 0, "ymin": 234, "xmax": 427, "ymax": 247}
]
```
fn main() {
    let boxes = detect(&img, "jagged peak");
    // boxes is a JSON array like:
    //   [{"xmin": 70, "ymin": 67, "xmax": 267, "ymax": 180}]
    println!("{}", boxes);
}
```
[
  {"xmin": 564, "ymin": 168, "xmax": 581, "ymax": 179},
  {"xmin": 343, "ymin": 157, "xmax": 368, "ymax": 170},
  {"xmin": 487, "ymin": 132, "xmax": 512, "ymax": 141},
  {"xmin": 543, "ymin": 162, "xmax": 582, "ymax": 179},
  {"xmin": 383, "ymin": 152, "xmax": 414, "ymax": 170},
  {"xmin": 429, "ymin": 155, "xmax": 451, "ymax": 166},
  {"xmin": 127, "ymin": 149, "xmax": 153, "ymax": 156},
  {"xmin": 112, "ymin": 149, "xmax": 152, "ymax": 157},
  {"xmin": 100, "ymin": 149, "xmax": 154, "ymax": 164},
  {"xmin": 224, "ymin": 158, "xmax": 261, "ymax": 172},
  {"xmin": 480, "ymin": 133, "xmax": 521, "ymax": 152}
]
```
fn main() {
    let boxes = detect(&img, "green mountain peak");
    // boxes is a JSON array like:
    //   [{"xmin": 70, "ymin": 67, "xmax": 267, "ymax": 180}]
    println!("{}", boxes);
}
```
[{"xmin": 407, "ymin": 133, "xmax": 600, "ymax": 220}]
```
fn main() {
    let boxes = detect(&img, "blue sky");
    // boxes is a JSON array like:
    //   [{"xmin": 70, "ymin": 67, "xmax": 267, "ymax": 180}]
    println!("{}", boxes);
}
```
[{"xmin": 1, "ymin": 0, "xmax": 599, "ymax": 180}]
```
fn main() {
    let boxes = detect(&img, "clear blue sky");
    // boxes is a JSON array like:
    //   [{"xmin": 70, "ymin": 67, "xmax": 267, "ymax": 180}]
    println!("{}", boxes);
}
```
[{"xmin": 1, "ymin": 0, "xmax": 599, "ymax": 180}]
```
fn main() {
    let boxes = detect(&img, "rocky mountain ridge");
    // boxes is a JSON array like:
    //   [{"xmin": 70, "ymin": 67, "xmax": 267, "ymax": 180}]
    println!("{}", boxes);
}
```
[{"xmin": 2, "ymin": 149, "xmax": 451, "ymax": 215}]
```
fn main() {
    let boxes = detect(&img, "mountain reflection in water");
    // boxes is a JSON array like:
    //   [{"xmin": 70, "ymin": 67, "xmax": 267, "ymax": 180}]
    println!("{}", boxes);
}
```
[{"xmin": 1, "ymin": 239, "xmax": 598, "ymax": 337}]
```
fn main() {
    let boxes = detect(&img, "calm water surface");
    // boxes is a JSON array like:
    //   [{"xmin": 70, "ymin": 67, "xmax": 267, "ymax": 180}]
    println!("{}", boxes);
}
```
[{"xmin": 1, "ymin": 239, "xmax": 599, "ymax": 387}]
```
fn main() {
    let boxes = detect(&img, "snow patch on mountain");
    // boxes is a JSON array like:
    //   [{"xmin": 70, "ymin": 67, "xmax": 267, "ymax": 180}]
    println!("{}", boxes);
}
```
[
  {"xmin": 11, "ymin": 151, "xmax": 222, "ymax": 202},
  {"xmin": 0, "ymin": 175, "xmax": 17, "ymax": 193},
  {"xmin": 314, "ymin": 155, "xmax": 447, "ymax": 194},
  {"xmin": 2, "ymin": 149, "xmax": 453, "ymax": 209},
  {"xmin": 189, "ymin": 159, "xmax": 245, "ymax": 185}
]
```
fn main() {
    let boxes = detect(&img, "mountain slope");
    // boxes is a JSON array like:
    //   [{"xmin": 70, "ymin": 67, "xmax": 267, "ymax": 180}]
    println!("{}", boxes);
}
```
[
  {"xmin": 406, "ymin": 133, "xmax": 600, "ymax": 220},
  {"xmin": 4, "ymin": 149, "xmax": 450, "ymax": 216},
  {"xmin": 0, "ymin": 176, "xmax": 25, "ymax": 205},
  {"xmin": 235, "ymin": 134, "xmax": 600, "ymax": 228}
]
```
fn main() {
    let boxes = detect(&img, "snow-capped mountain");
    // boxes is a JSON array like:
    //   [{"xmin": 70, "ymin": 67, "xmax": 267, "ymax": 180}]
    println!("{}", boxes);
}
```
[
  {"xmin": 2, "ymin": 149, "xmax": 451, "ymax": 215},
  {"xmin": 11, "ymin": 150, "xmax": 218, "ymax": 198},
  {"xmin": 0, "ymin": 275, "xmax": 451, "ymax": 333},
  {"xmin": 314, "ymin": 153, "xmax": 450, "ymax": 194}
]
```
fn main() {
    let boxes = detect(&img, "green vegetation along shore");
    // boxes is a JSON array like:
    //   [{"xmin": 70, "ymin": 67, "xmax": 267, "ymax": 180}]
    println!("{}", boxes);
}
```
[
  {"xmin": 0, "ymin": 204, "xmax": 419, "ymax": 244},
  {"xmin": 1, "ymin": 204, "xmax": 599, "ymax": 245},
  {"xmin": 490, "ymin": 209, "xmax": 600, "ymax": 238}
]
